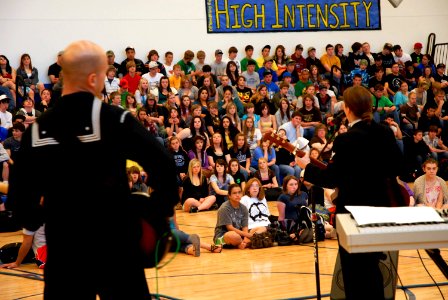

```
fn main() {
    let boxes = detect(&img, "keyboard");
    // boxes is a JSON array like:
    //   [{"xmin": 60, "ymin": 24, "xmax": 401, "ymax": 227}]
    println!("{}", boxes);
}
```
[{"xmin": 336, "ymin": 211, "xmax": 448, "ymax": 253}]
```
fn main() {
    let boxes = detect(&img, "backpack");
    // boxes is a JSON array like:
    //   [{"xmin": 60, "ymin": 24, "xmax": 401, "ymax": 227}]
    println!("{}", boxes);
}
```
[
  {"xmin": 0, "ymin": 242, "xmax": 35, "ymax": 264},
  {"xmin": 297, "ymin": 206, "xmax": 326, "ymax": 241}
]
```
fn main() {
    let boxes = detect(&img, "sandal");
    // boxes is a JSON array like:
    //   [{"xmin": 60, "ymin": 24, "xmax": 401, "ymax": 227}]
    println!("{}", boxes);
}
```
[{"xmin": 210, "ymin": 244, "xmax": 222, "ymax": 253}]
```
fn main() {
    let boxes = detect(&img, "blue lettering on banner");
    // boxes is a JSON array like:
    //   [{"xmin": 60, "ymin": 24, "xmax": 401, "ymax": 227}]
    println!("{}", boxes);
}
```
[{"xmin": 205, "ymin": 0, "xmax": 381, "ymax": 33}]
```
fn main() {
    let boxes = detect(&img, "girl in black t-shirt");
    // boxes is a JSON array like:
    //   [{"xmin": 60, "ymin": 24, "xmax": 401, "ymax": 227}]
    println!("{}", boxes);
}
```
[
  {"xmin": 229, "ymin": 133, "xmax": 252, "ymax": 180},
  {"xmin": 228, "ymin": 158, "xmax": 246, "ymax": 191}
]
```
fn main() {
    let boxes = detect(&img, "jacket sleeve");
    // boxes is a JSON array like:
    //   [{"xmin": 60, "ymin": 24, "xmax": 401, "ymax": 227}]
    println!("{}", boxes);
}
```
[{"xmin": 120, "ymin": 111, "xmax": 179, "ymax": 217}]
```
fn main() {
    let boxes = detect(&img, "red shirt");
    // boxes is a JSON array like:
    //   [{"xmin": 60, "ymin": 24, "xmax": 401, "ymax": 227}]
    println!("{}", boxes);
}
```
[{"xmin": 123, "ymin": 73, "xmax": 141, "ymax": 94}]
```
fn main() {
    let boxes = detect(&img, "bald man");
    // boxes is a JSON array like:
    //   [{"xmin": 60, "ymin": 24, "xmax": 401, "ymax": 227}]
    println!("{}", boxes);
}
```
[{"xmin": 8, "ymin": 41, "xmax": 179, "ymax": 299}]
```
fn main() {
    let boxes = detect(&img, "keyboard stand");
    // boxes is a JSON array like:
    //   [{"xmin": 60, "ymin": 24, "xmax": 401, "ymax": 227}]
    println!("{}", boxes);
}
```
[{"xmin": 425, "ymin": 249, "xmax": 448, "ymax": 280}]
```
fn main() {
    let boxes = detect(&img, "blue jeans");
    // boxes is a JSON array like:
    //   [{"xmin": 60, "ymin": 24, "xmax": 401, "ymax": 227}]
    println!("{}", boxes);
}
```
[
  {"xmin": 278, "ymin": 164, "xmax": 302, "ymax": 184},
  {"xmin": 303, "ymin": 127, "xmax": 315, "ymax": 140},
  {"xmin": 373, "ymin": 110, "xmax": 400, "ymax": 124},
  {"xmin": 171, "ymin": 229, "xmax": 191, "ymax": 254}
]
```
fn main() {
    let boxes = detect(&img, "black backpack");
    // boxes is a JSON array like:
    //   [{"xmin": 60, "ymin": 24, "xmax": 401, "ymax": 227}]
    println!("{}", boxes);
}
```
[
  {"xmin": 297, "ymin": 206, "xmax": 326, "ymax": 241},
  {"xmin": 0, "ymin": 242, "xmax": 35, "ymax": 264}
]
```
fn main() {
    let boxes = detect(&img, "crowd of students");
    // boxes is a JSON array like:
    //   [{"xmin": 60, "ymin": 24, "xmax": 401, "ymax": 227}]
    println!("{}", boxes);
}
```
[{"xmin": 1, "ymin": 39, "xmax": 448, "ymax": 257}]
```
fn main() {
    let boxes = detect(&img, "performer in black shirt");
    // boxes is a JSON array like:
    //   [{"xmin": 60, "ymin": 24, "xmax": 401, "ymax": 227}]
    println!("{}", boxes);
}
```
[
  {"xmin": 9, "ymin": 40, "xmax": 178, "ymax": 300},
  {"xmin": 303, "ymin": 86, "xmax": 404, "ymax": 299}
]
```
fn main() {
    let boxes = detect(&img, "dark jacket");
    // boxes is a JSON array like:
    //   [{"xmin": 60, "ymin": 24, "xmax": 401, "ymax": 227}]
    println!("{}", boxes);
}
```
[{"xmin": 304, "ymin": 120, "xmax": 404, "ymax": 213}]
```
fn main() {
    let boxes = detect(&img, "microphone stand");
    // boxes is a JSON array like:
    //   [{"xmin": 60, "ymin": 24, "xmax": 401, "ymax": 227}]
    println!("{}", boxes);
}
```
[
  {"xmin": 309, "ymin": 122, "xmax": 341, "ymax": 300},
  {"xmin": 309, "ymin": 185, "xmax": 321, "ymax": 300}
]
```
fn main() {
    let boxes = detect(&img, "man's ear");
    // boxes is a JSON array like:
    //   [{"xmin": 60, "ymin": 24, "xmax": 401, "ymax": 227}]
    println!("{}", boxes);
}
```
[{"xmin": 87, "ymin": 73, "xmax": 97, "ymax": 89}]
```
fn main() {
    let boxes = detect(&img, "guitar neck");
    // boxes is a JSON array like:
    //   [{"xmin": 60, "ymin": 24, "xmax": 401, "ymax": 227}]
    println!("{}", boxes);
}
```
[{"xmin": 262, "ymin": 132, "xmax": 327, "ymax": 170}]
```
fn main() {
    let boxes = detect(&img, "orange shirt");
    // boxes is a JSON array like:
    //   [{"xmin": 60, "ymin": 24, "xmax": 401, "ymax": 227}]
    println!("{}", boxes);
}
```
[{"xmin": 320, "ymin": 54, "xmax": 341, "ymax": 72}]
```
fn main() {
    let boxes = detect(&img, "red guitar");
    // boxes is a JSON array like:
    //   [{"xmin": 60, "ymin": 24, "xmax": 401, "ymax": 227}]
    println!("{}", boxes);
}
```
[
  {"xmin": 132, "ymin": 192, "xmax": 172, "ymax": 268},
  {"xmin": 262, "ymin": 132, "xmax": 327, "ymax": 170}
]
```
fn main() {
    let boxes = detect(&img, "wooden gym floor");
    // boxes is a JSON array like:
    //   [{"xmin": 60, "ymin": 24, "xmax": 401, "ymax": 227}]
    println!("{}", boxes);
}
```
[{"xmin": 0, "ymin": 202, "xmax": 447, "ymax": 300}]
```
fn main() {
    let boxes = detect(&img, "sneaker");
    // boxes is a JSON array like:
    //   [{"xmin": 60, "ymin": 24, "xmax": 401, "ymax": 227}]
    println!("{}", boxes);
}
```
[
  {"xmin": 215, "ymin": 236, "xmax": 225, "ymax": 246},
  {"xmin": 210, "ymin": 203, "xmax": 219, "ymax": 210},
  {"xmin": 189, "ymin": 206, "xmax": 198, "ymax": 213},
  {"xmin": 189, "ymin": 234, "xmax": 201, "ymax": 257}
]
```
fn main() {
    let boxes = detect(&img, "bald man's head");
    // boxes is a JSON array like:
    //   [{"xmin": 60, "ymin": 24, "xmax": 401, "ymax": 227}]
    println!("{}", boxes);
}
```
[{"xmin": 61, "ymin": 40, "xmax": 108, "ymax": 97}]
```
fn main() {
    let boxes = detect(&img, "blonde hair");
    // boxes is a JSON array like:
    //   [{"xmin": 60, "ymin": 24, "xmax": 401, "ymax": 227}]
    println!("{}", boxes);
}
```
[{"xmin": 187, "ymin": 158, "xmax": 203, "ymax": 183}]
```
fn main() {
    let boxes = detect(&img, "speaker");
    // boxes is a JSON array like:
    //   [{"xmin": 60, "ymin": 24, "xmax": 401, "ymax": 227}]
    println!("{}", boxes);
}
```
[{"xmin": 330, "ymin": 251, "xmax": 399, "ymax": 300}]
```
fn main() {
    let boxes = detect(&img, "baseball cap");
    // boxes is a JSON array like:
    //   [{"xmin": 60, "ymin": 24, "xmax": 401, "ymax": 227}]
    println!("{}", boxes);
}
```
[
  {"xmin": 318, "ymin": 84, "xmax": 327, "ymax": 90},
  {"xmin": 307, "ymin": 47, "xmax": 316, "ymax": 53},
  {"xmin": 215, "ymin": 49, "xmax": 223, "ymax": 55},
  {"xmin": 148, "ymin": 61, "xmax": 158, "ymax": 69},
  {"xmin": 295, "ymin": 44, "xmax": 303, "ymax": 50},
  {"xmin": 262, "ymin": 45, "xmax": 271, "ymax": 51},
  {"xmin": 125, "ymin": 46, "xmax": 135, "ymax": 52},
  {"xmin": 106, "ymin": 50, "xmax": 115, "ymax": 57},
  {"xmin": 286, "ymin": 59, "xmax": 296, "ymax": 65},
  {"xmin": 282, "ymin": 72, "xmax": 292, "ymax": 78},
  {"xmin": 301, "ymin": 68, "xmax": 310, "ymax": 73},
  {"xmin": 375, "ymin": 54, "xmax": 383, "ymax": 61},
  {"xmin": 119, "ymin": 78, "xmax": 129, "ymax": 89},
  {"xmin": 414, "ymin": 42, "xmax": 423, "ymax": 49},
  {"xmin": 437, "ymin": 63, "xmax": 446, "ymax": 69},
  {"xmin": 263, "ymin": 70, "xmax": 272, "ymax": 77},
  {"xmin": 0, "ymin": 94, "xmax": 11, "ymax": 103},
  {"xmin": 57, "ymin": 51, "xmax": 64, "ymax": 56}
]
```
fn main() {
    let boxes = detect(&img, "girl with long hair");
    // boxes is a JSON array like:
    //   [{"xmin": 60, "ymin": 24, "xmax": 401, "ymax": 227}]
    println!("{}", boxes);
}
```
[
  {"xmin": 250, "ymin": 84, "xmax": 275, "ymax": 115},
  {"xmin": 179, "ymin": 115, "xmax": 210, "ymax": 152},
  {"xmin": 229, "ymin": 133, "xmax": 252, "ymax": 180},
  {"xmin": 188, "ymin": 135, "xmax": 213, "ymax": 177},
  {"xmin": 253, "ymin": 157, "xmax": 281, "ymax": 201},
  {"xmin": 182, "ymin": 158, "xmax": 217, "ymax": 213},
  {"xmin": 243, "ymin": 116, "xmax": 261, "ymax": 156},
  {"xmin": 207, "ymin": 132, "xmax": 231, "ymax": 169},
  {"xmin": 178, "ymin": 75, "xmax": 199, "ymax": 101},
  {"xmin": 165, "ymin": 107, "xmax": 187, "ymax": 138},
  {"xmin": 225, "ymin": 102, "xmax": 242, "ymax": 132},
  {"xmin": 274, "ymin": 98, "xmax": 292, "ymax": 128},
  {"xmin": 241, "ymin": 177, "xmax": 271, "ymax": 231},
  {"xmin": 17, "ymin": 54, "xmax": 44, "ymax": 100},
  {"xmin": 277, "ymin": 175, "xmax": 308, "ymax": 222},
  {"xmin": 195, "ymin": 86, "xmax": 210, "ymax": 119},
  {"xmin": 167, "ymin": 136, "xmax": 190, "ymax": 189},
  {"xmin": 153, "ymin": 76, "xmax": 179, "ymax": 105},
  {"xmin": 0, "ymin": 55, "xmax": 16, "ymax": 101},
  {"xmin": 202, "ymin": 75, "xmax": 217, "ymax": 102},
  {"xmin": 180, "ymin": 95, "xmax": 193, "ymax": 127},
  {"xmin": 226, "ymin": 61, "xmax": 239, "ymax": 86},
  {"xmin": 258, "ymin": 103, "xmax": 277, "ymax": 134},
  {"xmin": 209, "ymin": 158, "xmax": 234, "ymax": 207},
  {"xmin": 134, "ymin": 77, "xmax": 149, "ymax": 107},
  {"xmin": 218, "ymin": 115, "xmax": 239, "ymax": 150},
  {"xmin": 273, "ymin": 45, "xmax": 288, "ymax": 77},
  {"xmin": 228, "ymin": 158, "xmax": 246, "ymax": 191}
]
